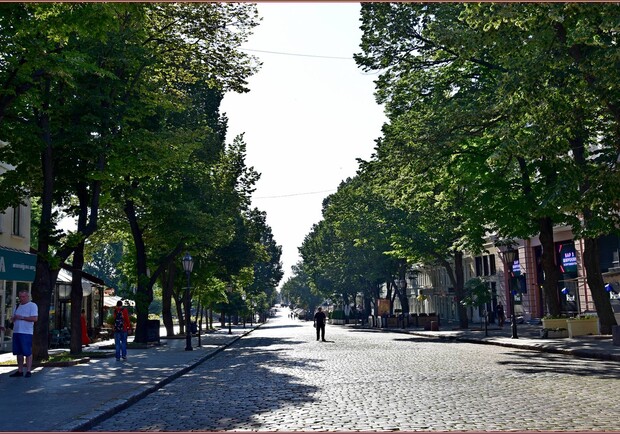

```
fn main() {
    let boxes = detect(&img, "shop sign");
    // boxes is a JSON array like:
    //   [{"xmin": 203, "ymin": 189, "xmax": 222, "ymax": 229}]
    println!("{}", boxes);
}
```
[{"xmin": 0, "ymin": 247, "xmax": 36, "ymax": 282}]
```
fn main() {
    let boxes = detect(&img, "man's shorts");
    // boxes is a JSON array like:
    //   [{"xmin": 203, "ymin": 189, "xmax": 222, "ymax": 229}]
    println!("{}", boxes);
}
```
[{"xmin": 12, "ymin": 333, "xmax": 33, "ymax": 357}]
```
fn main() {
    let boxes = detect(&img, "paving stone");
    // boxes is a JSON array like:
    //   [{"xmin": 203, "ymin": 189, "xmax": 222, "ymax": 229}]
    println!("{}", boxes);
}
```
[{"xmin": 91, "ymin": 310, "xmax": 620, "ymax": 432}]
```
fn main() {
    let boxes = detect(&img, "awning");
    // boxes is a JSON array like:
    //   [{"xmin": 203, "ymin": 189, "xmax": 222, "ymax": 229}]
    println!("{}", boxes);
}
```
[
  {"xmin": 0, "ymin": 246, "xmax": 36, "ymax": 282},
  {"xmin": 104, "ymin": 295, "xmax": 135, "ymax": 308}
]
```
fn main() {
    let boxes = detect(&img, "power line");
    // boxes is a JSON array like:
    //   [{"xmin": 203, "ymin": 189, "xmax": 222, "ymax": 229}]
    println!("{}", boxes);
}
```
[
  {"xmin": 254, "ymin": 189, "xmax": 337, "ymax": 199},
  {"xmin": 241, "ymin": 47, "xmax": 353, "ymax": 60}
]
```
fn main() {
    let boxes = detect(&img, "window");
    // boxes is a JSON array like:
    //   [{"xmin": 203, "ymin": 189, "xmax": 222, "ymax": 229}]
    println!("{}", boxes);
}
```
[
  {"xmin": 12, "ymin": 205, "xmax": 21, "ymax": 236},
  {"xmin": 475, "ymin": 257, "xmax": 483, "ymax": 276},
  {"xmin": 475, "ymin": 255, "xmax": 497, "ymax": 277}
]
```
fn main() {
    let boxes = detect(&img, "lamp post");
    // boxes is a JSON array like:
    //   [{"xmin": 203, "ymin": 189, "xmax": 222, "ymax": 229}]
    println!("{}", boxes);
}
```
[
  {"xmin": 504, "ymin": 249, "xmax": 519, "ymax": 339},
  {"xmin": 226, "ymin": 285, "xmax": 233, "ymax": 334},
  {"xmin": 182, "ymin": 252, "xmax": 194, "ymax": 351},
  {"xmin": 399, "ymin": 278, "xmax": 407, "ymax": 328},
  {"xmin": 407, "ymin": 269, "xmax": 419, "ymax": 328},
  {"xmin": 242, "ymin": 293, "xmax": 247, "ymax": 329}
]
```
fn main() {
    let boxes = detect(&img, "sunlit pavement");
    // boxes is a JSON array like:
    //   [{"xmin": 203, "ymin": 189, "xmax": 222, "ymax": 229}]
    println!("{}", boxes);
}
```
[{"xmin": 89, "ymin": 308, "xmax": 620, "ymax": 432}]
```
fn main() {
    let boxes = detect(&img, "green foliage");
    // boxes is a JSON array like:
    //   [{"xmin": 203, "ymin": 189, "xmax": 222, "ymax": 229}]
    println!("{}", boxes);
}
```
[
  {"xmin": 461, "ymin": 277, "xmax": 492, "ymax": 308},
  {"xmin": 354, "ymin": 2, "xmax": 620, "ymax": 323}
]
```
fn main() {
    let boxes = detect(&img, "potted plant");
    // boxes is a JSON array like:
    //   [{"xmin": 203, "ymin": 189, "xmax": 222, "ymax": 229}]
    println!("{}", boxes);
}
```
[{"xmin": 566, "ymin": 315, "xmax": 599, "ymax": 337}]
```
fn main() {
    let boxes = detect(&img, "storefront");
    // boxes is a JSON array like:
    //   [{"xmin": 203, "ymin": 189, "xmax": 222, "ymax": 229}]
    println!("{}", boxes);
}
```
[
  {"xmin": 0, "ymin": 246, "xmax": 37, "ymax": 351},
  {"xmin": 50, "ymin": 267, "xmax": 105, "ymax": 344}
]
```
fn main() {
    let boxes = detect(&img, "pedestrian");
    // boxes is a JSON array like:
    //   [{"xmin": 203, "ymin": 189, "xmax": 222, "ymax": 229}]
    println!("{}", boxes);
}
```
[
  {"xmin": 9, "ymin": 289, "xmax": 38, "ymax": 378},
  {"xmin": 313, "ymin": 307, "xmax": 327, "ymax": 342},
  {"xmin": 496, "ymin": 303, "xmax": 505, "ymax": 328},
  {"xmin": 81, "ymin": 309, "xmax": 90, "ymax": 346},
  {"xmin": 113, "ymin": 300, "xmax": 131, "ymax": 361}
]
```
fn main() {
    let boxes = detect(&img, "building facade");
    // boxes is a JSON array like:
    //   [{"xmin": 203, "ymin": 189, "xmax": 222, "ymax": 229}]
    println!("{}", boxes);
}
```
[
  {"xmin": 393, "ymin": 227, "xmax": 620, "ymax": 326},
  {"xmin": 0, "ymin": 158, "xmax": 37, "ymax": 351}
]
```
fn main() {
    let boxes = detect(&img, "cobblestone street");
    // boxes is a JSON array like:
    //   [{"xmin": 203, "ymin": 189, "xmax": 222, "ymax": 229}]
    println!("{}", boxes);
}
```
[{"xmin": 91, "ymin": 309, "xmax": 620, "ymax": 431}]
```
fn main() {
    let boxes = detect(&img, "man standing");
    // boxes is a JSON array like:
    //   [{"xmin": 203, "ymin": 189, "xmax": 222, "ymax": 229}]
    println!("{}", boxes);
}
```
[
  {"xmin": 496, "ymin": 302, "xmax": 505, "ymax": 328},
  {"xmin": 113, "ymin": 300, "xmax": 131, "ymax": 361},
  {"xmin": 313, "ymin": 307, "xmax": 327, "ymax": 342},
  {"xmin": 10, "ymin": 289, "xmax": 38, "ymax": 378}
]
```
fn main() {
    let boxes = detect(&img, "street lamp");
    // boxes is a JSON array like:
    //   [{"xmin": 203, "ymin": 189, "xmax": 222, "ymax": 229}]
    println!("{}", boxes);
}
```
[
  {"xmin": 242, "ymin": 293, "xmax": 247, "ymax": 329},
  {"xmin": 407, "ymin": 269, "xmax": 419, "ymax": 328},
  {"xmin": 226, "ymin": 285, "xmax": 233, "ymax": 334},
  {"xmin": 399, "ymin": 278, "xmax": 407, "ymax": 328},
  {"xmin": 503, "ymin": 249, "xmax": 519, "ymax": 339},
  {"xmin": 182, "ymin": 252, "xmax": 194, "ymax": 351}
]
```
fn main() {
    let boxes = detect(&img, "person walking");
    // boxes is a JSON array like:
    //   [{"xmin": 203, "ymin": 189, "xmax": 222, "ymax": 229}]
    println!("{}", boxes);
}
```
[
  {"xmin": 113, "ymin": 300, "xmax": 131, "ymax": 361},
  {"xmin": 313, "ymin": 307, "xmax": 327, "ymax": 342},
  {"xmin": 9, "ymin": 289, "xmax": 38, "ymax": 378},
  {"xmin": 496, "ymin": 303, "xmax": 505, "ymax": 328}
]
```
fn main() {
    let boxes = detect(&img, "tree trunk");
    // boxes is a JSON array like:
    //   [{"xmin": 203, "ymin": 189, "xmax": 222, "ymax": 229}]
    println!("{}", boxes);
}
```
[
  {"xmin": 538, "ymin": 216, "xmax": 562, "ymax": 316},
  {"xmin": 124, "ymin": 199, "xmax": 151, "ymax": 344},
  {"xmin": 69, "ymin": 241, "xmax": 85, "ymax": 355},
  {"xmin": 175, "ymin": 293, "xmax": 185, "ymax": 334},
  {"xmin": 583, "ymin": 237, "xmax": 617, "ymax": 334},
  {"xmin": 161, "ymin": 263, "xmax": 176, "ymax": 337},
  {"xmin": 31, "ymin": 84, "xmax": 54, "ymax": 361}
]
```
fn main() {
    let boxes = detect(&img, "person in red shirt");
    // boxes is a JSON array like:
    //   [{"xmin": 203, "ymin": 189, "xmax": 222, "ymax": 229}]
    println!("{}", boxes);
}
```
[
  {"xmin": 81, "ymin": 309, "xmax": 90, "ymax": 346},
  {"xmin": 113, "ymin": 300, "xmax": 131, "ymax": 361}
]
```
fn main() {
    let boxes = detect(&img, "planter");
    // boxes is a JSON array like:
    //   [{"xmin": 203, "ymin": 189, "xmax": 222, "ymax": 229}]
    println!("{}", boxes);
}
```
[
  {"xmin": 417, "ymin": 315, "xmax": 438, "ymax": 330},
  {"xmin": 540, "ymin": 328, "xmax": 568, "ymax": 338},
  {"xmin": 387, "ymin": 318, "xmax": 399, "ymax": 328},
  {"xmin": 566, "ymin": 317, "xmax": 599, "ymax": 338},
  {"xmin": 542, "ymin": 318, "xmax": 568, "ymax": 330}
]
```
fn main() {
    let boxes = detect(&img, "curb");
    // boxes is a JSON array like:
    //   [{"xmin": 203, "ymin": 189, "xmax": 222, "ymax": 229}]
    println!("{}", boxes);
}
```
[{"xmin": 60, "ymin": 326, "xmax": 259, "ymax": 432}]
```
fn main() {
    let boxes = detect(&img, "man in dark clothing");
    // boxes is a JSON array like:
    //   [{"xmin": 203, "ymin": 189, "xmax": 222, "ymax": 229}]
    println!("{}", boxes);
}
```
[{"xmin": 313, "ymin": 307, "xmax": 327, "ymax": 341}]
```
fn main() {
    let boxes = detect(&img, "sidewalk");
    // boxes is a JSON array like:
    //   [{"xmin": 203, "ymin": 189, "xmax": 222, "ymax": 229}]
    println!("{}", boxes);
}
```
[
  {"xmin": 0, "ymin": 325, "xmax": 256, "ymax": 432},
  {"xmin": 362, "ymin": 320, "xmax": 620, "ymax": 362},
  {"xmin": 1, "ymin": 320, "xmax": 618, "ymax": 432}
]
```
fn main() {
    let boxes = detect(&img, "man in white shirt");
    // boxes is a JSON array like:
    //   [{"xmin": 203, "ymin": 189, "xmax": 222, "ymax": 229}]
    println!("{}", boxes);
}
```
[{"xmin": 10, "ymin": 289, "xmax": 38, "ymax": 378}]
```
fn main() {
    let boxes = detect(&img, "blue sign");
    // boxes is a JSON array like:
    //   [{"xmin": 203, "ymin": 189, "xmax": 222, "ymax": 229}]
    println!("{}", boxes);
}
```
[{"xmin": 0, "ymin": 247, "xmax": 36, "ymax": 282}]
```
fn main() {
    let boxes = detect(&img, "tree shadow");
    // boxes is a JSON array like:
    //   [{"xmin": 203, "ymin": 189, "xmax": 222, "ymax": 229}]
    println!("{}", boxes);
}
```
[
  {"xmin": 497, "ymin": 350, "xmax": 620, "ymax": 380},
  {"xmin": 88, "ymin": 332, "xmax": 323, "ymax": 431}
]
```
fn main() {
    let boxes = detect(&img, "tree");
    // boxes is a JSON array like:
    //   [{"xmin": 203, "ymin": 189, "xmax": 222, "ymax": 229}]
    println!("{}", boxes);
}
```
[
  {"xmin": 0, "ymin": 3, "xmax": 262, "ymax": 355},
  {"xmin": 355, "ymin": 3, "xmax": 620, "ymax": 330}
]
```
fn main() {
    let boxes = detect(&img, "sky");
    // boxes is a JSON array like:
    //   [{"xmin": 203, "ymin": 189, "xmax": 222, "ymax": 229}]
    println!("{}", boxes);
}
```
[{"xmin": 220, "ymin": 2, "xmax": 387, "ymax": 285}]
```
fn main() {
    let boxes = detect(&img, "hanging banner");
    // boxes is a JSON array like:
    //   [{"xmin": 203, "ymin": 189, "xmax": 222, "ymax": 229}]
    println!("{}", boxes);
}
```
[{"xmin": 0, "ymin": 247, "xmax": 36, "ymax": 282}]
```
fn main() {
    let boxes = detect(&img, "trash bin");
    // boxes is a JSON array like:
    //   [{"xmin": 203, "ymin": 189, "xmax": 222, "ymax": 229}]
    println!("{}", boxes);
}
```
[
  {"xmin": 190, "ymin": 321, "xmax": 197, "ymax": 334},
  {"xmin": 146, "ymin": 319, "xmax": 160, "ymax": 344},
  {"xmin": 430, "ymin": 321, "xmax": 439, "ymax": 331}
]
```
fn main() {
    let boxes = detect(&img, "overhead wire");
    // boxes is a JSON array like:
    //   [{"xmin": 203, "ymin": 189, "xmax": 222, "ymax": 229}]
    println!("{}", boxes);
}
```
[
  {"xmin": 254, "ymin": 189, "xmax": 337, "ymax": 199},
  {"xmin": 240, "ymin": 47, "xmax": 353, "ymax": 60}
]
